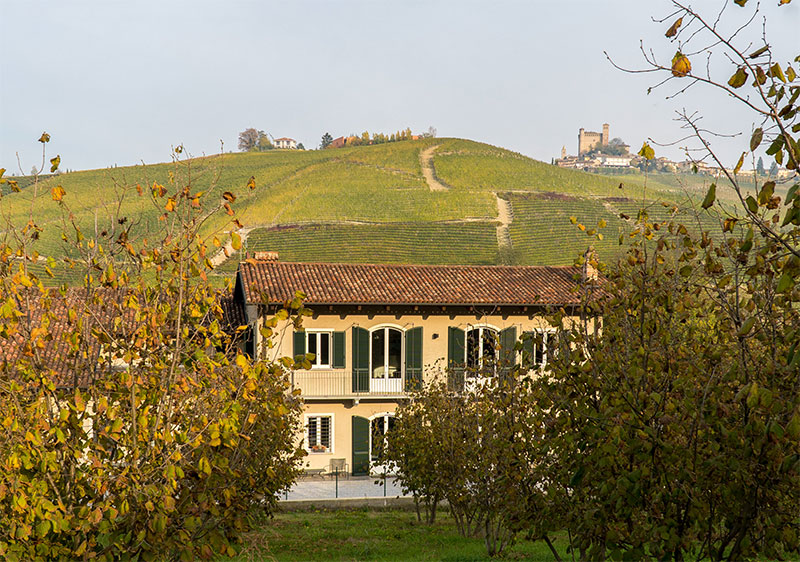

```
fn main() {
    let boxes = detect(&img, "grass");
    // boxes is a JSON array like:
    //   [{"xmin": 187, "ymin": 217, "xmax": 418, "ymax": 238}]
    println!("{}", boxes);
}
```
[
  {"xmin": 216, "ymin": 222, "xmax": 500, "ymax": 270},
  {"xmin": 507, "ymin": 193, "xmax": 630, "ymax": 266},
  {"xmin": 224, "ymin": 508, "xmax": 566, "ymax": 562},
  {"xmin": 2, "ymin": 137, "xmax": 731, "ymax": 281}
]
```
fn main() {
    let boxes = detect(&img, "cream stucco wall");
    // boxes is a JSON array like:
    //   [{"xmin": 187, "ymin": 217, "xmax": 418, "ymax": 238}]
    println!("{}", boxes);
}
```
[{"xmin": 258, "ymin": 310, "xmax": 585, "ymax": 473}]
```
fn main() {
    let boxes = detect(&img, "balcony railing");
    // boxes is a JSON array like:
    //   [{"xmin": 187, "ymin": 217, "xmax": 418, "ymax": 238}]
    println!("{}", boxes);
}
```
[{"xmin": 291, "ymin": 368, "xmax": 422, "ymax": 398}]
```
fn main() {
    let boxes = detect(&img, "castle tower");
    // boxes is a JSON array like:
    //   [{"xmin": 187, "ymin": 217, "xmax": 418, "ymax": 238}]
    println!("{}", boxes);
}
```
[
  {"xmin": 602, "ymin": 123, "xmax": 609, "ymax": 146},
  {"xmin": 561, "ymin": 145, "xmax": 567, "ymax": 159},
  {"xmin": 578, "ymin": 128, "xmax": 585, "ymax": 156}
]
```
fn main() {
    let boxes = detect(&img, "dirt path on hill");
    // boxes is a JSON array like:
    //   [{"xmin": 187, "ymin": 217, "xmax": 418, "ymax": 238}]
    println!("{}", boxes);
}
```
[
  {"xmin": 419, "ymin": 145, "xmax": 449, "ymax": 191},
  {"xmin": 495, "ymin": 193, "xmax": 513, "ymax": 250}
]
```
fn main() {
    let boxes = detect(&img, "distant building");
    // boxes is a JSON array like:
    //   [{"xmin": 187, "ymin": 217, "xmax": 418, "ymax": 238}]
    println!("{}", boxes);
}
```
[
  {"xmin": 578, "ymin": 123, "xmax": 609, "ymax": 156},
  {"xmin": 274, "ymin": 137, "xmax": 297, "ymax": 150},
  {"xmin": 600, "ymin": 156, "xmax": 632, "ymax": 167}
]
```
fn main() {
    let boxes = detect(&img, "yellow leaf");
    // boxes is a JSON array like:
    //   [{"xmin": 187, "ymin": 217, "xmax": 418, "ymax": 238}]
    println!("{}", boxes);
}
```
[
  {"xmin": 246, "ymin": 176, "xmax": 256, "ymax": 190},
  {"xmin": 38, "ymin": 132, "xmax": 51, "ymax": 143},
  {"xmin": 734, "ymin": 152, "xmax": 745, "ymax": 174},
  {"xmin": 165, "ymin": 198, "xmax": 176, "ymax": 212},
  {"xmin": 231, "ymin": 231, "xmax": 242, "ymax": 251},
  {"xmin": 51, "ymin": 185, "xmax": 66, "ymax": 201},
  {"xmin": 638, "ymin": 142, "xmax": 655, "ymax": 160},
  {"xmin": 222, "ymin": 191, "xmax": 236, "ymax": 203},
  {"xmin": 49, "ymin": 155, "xmax": 60, "ymax": 173},
  {"xmin": 671, "ymin": 51, "xmax": 691, "ymax": 77}
]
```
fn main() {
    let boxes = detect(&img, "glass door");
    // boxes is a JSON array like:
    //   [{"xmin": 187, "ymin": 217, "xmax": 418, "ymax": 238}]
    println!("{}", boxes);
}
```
[{"xmin": 370, "ymin": 328, "xmax": 403, "ymax": 393}]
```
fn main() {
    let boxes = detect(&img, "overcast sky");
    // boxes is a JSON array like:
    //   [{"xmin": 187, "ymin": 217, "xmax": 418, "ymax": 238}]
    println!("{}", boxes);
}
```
[{"xmin": 1, "ymin": 0, "xmax": 797, "ymax": 173}]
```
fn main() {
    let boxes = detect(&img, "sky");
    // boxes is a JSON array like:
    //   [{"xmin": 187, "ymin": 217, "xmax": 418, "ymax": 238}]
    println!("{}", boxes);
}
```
[{"xmin": 1, "ymin": 0, "xmax": 797, "ymax": 173}]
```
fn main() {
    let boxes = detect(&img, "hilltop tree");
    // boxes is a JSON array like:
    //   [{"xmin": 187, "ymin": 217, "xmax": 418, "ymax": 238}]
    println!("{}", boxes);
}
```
[
  {"xmin": 756, "ymin": 156, "xmax": 765, "ymax": 175},
  {"xmin": 320, "ymin": 132, "xmax": 333, "ymax": 149}
]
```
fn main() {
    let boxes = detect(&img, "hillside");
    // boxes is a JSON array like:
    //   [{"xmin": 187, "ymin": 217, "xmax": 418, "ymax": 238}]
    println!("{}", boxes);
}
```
[{"xmin": 1, "ymin": 138, "xmax": 722, "ymax": 284}]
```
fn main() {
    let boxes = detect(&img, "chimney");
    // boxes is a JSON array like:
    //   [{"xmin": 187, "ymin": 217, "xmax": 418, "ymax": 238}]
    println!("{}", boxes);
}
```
[
  {"xmin": 254, "ymin": 251, "xmax": 279, "ymax": 261},
  {"xmin": 582, "ymin": 247, "xmax": 598, "ymax": 282}
]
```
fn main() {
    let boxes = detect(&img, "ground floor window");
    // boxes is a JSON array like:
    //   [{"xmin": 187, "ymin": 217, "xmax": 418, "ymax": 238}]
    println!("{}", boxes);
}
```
[
  {"xmin": 370, "ymin": 414, "xmax": 396, "ymax": 463},
  {"xmin": 306, "ymin": 415, "xmax": 332, "ymax": 453}
]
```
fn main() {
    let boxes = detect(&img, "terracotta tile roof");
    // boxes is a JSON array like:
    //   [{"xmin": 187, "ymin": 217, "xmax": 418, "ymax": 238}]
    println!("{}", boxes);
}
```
[
  {"xmin": 2, "ymin": 288, "xmax": 247, "ymax": 388},
  {"xmin": 237, "ymin": 261, "xmax": 587, "ymax": 306}
]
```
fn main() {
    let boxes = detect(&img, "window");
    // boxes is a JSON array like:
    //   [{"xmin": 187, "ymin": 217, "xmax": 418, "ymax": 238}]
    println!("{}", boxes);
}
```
[
  {"xmin": 465, "ymin": 326, "xmax": 498, "ymax": 372},
  {"xmin": 525, "ymin": 329, "xmax": 553, "ymax": 369},
  {"xmin": 370, "ymin": 414, "xmax": 396, "ymax": 463},
  {"xmin": 370, "ymin": 327, "xmax": 403, "ymax": 379},
  {"xmin": 306, "ymin": 331, "xmax": 331, "ymax": 368},
  {"xmin": 306, "ymin": 415, "xmax": 332, "ymax": 453}
]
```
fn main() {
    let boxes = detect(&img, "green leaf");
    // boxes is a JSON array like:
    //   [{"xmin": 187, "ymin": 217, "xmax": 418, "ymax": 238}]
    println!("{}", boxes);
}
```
[
  {"xmin": 749, "ymin": 45, "xmax": 769, "ymax": 59},
  {"xmin": 746, "ymin": 196, "xmax": 758, "ymax": 213},
  {"xmin": 638, "ymin": 142, "xmax": 655, "ymax": 160},
  {"xmin": 758, "ymin": 181, "xmax": 775, "ymax": 205},
  {"xmin": 49, "ymin": 155, "xmax": 60, "ymax": 173},
  {"xmin": 231, "ymin": 231, "xmax": 242, "ymax": 251},
  {"xmin": 750, "ymin": 128, "xmax": 763, "ymax": 151},
  {"xmin": 570, "ymin": 465, "xmax": 586, "ymax": 487},
  {"xmin": 769, "ymin": 63, "xmax": 787, "ymax": 82},
  {"xmin": 738, "ymin": 316, "xmax": 756, "ymax": 336},
  {"xmin": 701, "ymin": 183, "xmax": 716, "ymax": 209},
  {"xmin": 746, "ymin": 382, "xmax": 759, "ymax": 408},
  {"xmin": 786, "ymin": 413, "xmax": 800, "ymax": 440},
  {"xmin": 776, "ymin": 272, "xmax": 794, "ymax": 293},
  {"xmin": 728, "ymin": 67, "xmax": 748, "ymax": 88},
  {"xmin": 785, "ymin": 183, "xmax": 799, "ymax": 204}
]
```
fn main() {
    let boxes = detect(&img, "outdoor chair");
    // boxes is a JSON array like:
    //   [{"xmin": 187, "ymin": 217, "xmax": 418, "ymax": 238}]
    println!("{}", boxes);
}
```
[{"xmin": 323, "ymin": 458, "xmax": 349, "ymax": 479}]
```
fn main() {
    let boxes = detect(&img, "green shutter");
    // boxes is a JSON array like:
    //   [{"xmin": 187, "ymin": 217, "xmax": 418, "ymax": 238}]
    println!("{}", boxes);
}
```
[
  {"xmin": 404, "ymin": 327, "xmax": 423, "ymax": 391},
  {"xmin": 333, "ymin": 331, "xmax": 346, "ymax": 369},
  {"xmin": 447, "ymin": 327, "xmax": 465, "ymax": 392},
  {"xmin": 499, "ymin": 326, "xmax": 518, "ymax": 379},
  {"xmin": 522, "ymin": 331, "xmax": 535, "ymax": 369},
  {"xmin": 293, "ymin": 330, "xmax": 305, "ymax": 359},
  {"xmin": 352, "ymin": 416, "xmax": 370, "ymax": 476},
  {"xmin": 352, "ymin": 327, "xmax": 370, "ymax": 393}
]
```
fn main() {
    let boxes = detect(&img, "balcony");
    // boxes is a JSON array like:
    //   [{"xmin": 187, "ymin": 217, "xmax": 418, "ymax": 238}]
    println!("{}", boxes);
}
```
[{"xmin": 291, "ymin": 368, "xmax": 422, "ymax": 399}]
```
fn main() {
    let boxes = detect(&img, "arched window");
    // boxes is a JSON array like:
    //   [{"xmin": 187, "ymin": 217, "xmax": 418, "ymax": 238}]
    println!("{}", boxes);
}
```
[
  {"xmin": 465, "ymin": 326, "xmax": 499, "ymax": 373},
  {"xmin": 370, "ymin": 326, "xmax": 403, "ymax": 392}
]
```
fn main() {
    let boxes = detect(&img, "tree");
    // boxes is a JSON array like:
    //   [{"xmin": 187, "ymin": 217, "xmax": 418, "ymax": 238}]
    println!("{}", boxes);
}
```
[
  {"xmin": 0, "ymin": 137, "xmax": 307, "ymax": 560},
  {"xmin": 769, "ymin": 160, "xmax": 779, "ymax": 177},
  {"xmin": 320, "ymin": 132, "xmax": 333, "ymax": 149},
  {"xmin": 756, "ymin": 156, "xmax": 765, "ymax": 176},
  {"xmin": 238, "ymin": 127, "xmax": 261, "ymax": 151},
  {"xmin": 297, "ymin": 142, "xmax": 305, "ymax": 150}
]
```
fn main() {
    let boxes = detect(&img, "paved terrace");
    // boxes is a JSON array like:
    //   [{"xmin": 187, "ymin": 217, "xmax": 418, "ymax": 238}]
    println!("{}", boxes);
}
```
[{"xmin": 281, "ymin": 475, "xmax": 409, "ymax": 501}]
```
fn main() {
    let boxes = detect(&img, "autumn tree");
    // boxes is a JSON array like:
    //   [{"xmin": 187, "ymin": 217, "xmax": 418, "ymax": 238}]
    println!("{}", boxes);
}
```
[{"xmin": 0, "ymin": 137, "xmax": 307, "ymax": 561}]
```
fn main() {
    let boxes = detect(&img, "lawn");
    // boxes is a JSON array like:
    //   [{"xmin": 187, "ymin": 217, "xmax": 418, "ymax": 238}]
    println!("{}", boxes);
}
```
[{"xmin": 225, "ymin": 508, "xmax": 567, "ymax": 562}]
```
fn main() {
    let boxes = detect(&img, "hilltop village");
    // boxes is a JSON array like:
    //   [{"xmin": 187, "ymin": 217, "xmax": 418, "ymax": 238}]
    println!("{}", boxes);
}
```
[{"xmin": 555, "ymin": 123, "xmax": 795, "ymax": 179}]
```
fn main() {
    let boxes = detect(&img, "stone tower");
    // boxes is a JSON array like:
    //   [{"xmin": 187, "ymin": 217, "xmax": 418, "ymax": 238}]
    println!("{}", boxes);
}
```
[
  {"xmin": 602, "ymin": 123, "xmax": 609, "ymax": 146},
  {"xmin": 561, "ymin": 146, "xmax": 567, "ymax": 159}
]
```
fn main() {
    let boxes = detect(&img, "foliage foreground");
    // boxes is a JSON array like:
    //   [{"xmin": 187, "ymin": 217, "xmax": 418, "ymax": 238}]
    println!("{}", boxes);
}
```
[
  {"xmin": 0, "ymin": 144, "xmax": 310, "ymax": 560},
  {"xmin": 387, "ymin": 3, "xmax": 800, "ymax": 559}
]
